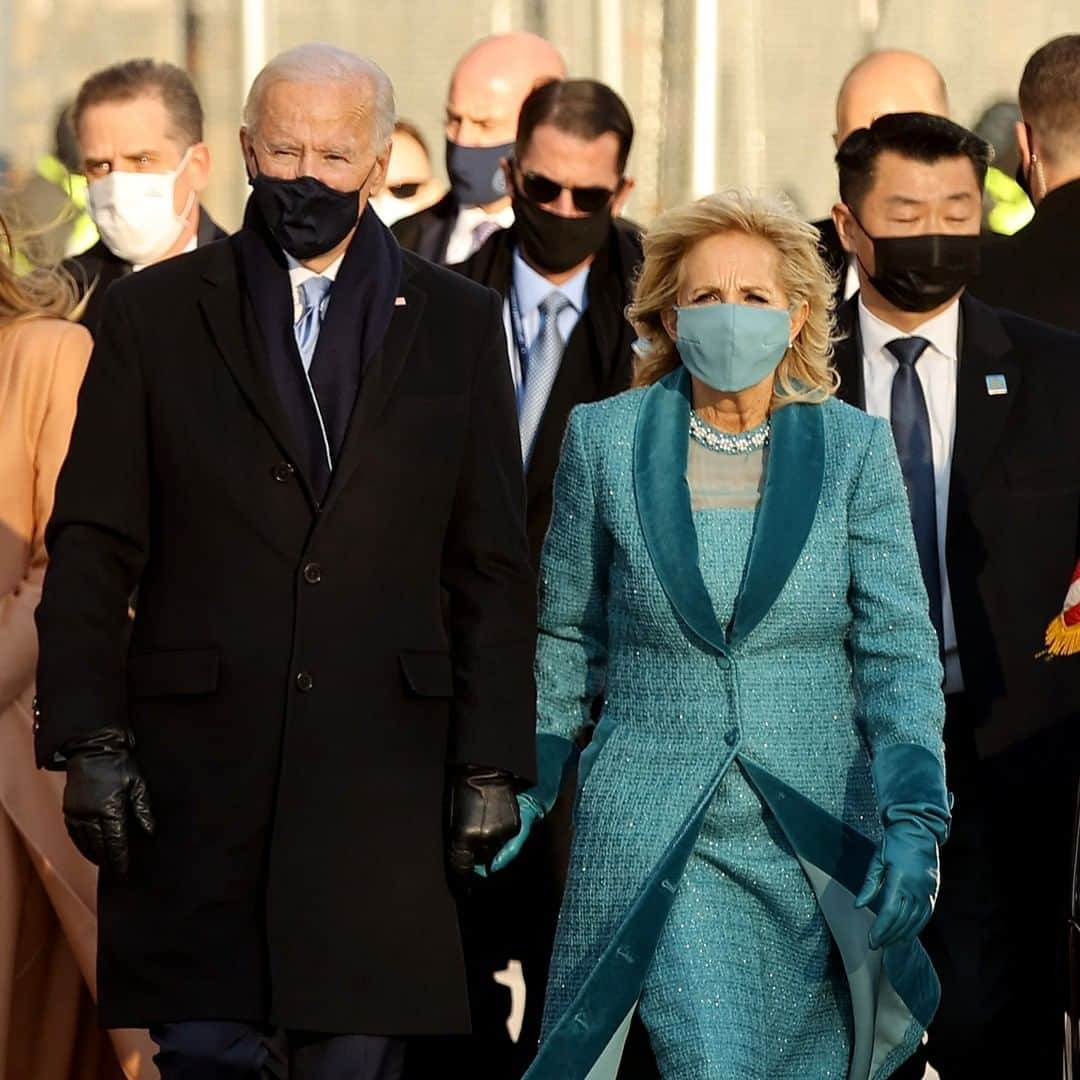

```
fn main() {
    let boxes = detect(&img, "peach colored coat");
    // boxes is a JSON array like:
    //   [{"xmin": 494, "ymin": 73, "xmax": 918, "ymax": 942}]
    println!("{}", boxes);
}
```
[{"xmin": 0, "ymin": 317, "xmax": 157, "ymax": 1080}]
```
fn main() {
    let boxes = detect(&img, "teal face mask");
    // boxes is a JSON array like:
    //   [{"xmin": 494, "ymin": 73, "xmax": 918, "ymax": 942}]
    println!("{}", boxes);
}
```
[{"xmin": 674, "ymin": 302, "xmax": 791, "ymax": 393}]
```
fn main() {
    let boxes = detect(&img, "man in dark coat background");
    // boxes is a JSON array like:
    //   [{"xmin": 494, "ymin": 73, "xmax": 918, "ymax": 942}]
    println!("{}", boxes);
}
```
[
  {"xmin": 444, "ymin": 78, "xmax": 644, "ymax": 1079},
  {"xmin": 64, "ymin": 59, "xmax": 227, "ymax": 336},
  {"xmin": 971, "ymin": 34, "xmax": 1080, "ymax": 333},
  {"xmin": 34, "ymin": 42, "xmax": 535, "ymax": 1080}
]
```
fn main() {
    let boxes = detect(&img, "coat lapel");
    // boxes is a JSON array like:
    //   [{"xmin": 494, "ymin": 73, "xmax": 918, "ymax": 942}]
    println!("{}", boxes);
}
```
[
  {"xmin": 949, "ymin": 294, "xmax": 1022, "ymax": 500},
  {"xmin": 197, "ymin": 241, "xmax": 312, "ymax": 499},
  {"xmin": 634, "ymin": 367, "xmax": 825, "ymax": 654},
  {"xmin": 728, "ymin": 400, "xmax": 824, "ymax": 645},
  {"xmin": 319, "ymin": 265, "xmax": 427, "ymax": 515}
]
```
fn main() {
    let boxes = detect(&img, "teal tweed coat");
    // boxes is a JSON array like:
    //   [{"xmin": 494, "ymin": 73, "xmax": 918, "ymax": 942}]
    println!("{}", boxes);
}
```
[{"xmin": 525, "ymin": 369, "xmax": 947, "ymax": 1080}]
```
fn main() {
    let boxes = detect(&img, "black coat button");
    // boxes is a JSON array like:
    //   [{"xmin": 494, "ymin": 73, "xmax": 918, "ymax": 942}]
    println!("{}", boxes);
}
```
[
  {"xmin": 295, "ymin": 671, "xmax": 314, "ymax": 692},
  {"xmin": 303, "ymin": 562, "xmax": 322, "ymax": 584},
  {"xmin": 272, "ymin": 462, "xmax": 296, "ymax": 483}
]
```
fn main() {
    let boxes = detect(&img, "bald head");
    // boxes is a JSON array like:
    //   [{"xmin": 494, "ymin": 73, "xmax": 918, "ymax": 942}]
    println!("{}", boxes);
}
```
[
  {"xmin": 835, "ymin": 49, "xmax": 949, "ymax": 145},
  {"xmin": 446, "ymin": 32, "xmax": 566, "ymax": 149}
]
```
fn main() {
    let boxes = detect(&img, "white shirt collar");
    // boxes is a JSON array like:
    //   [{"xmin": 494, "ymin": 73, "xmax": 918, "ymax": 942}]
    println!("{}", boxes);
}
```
[
  {"xmin": 286, "ymin": 252, "xmax": 346, "ymax": 323},
  {"xmin": 511, "ymin": 247, "xmax": 590, "ymax": 316},
  {"xmin": 857, "ymin": 295, "xmax": 960, "ymax": 363},
  {"xmin": 132, "ymin": 233, "xmax": 198, "ymax": 272}
]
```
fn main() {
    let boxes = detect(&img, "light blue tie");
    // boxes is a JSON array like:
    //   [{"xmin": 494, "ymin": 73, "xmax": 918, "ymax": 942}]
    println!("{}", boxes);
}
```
[
  {"xmin": 519, "ymin": 291, "xmax": 572, "ymax": 466},
  {"xmin": 294, "ymin": 276, "xmax": 332, "ymax": 372}
]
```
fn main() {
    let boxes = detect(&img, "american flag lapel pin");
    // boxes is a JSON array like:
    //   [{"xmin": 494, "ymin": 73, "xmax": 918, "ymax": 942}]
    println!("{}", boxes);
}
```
[
  {"xmin": 394, "ymin": 296, "xmax": 407, "ymax": 306},
  {"xmin": 985, "ymin": 373, "xmax": 1008, "ymax": 396}
]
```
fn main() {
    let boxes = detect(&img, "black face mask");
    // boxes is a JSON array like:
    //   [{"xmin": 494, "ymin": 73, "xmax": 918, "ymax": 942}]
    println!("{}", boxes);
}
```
[
  {"xmin": 248, "ymin": 159, "xmax": 375, "ymax": 260},
  {"xmin": 512, "ymin": 187, "xmax": 611, "ymax": 274},
  {"xmin": 853, "ymin": 214, "xmax": 981, "ymax": 313}
]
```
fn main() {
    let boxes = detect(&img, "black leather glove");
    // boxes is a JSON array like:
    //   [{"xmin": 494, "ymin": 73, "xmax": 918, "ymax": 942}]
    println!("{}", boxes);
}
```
[
  {"xmin": 60, "ymin": 726, "xmax": 155, "ymax": 879},
  {"xmin": 448, "ymin": 766, "xmax": 520, "ymax": 878}
]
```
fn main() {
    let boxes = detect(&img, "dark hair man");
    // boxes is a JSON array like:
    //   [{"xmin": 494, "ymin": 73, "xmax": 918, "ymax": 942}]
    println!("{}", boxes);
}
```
[
  {"xmin": 65, "ymin": 59, "xmax": 226, "ymax": 334},
  {"xmin": 814, "ymin": 50, "xmax": 949, "ymax": 307},
  {"xmin": 444, "ymin": 77, "xmax": 642, "ymax": 1079},
  {"xmin": 34, "ymin": 43, "xmax": 535, "ymax": 1080},
  {"xmin": 391, "ymin": 32, "xmax": 565, "ymax": 265},
  {"xmin": 831, "ymin": 111, "xmax": 1080, "ymax": 1080},
  {"xmin": 972, "ymin": 34, "xmax": 1080, "ymax": 331}
]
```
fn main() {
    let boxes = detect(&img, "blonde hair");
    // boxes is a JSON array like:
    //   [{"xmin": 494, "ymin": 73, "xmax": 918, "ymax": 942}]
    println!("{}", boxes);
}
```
[
  {"xmin": 0, "ymin": 214, "xmax": 79, "ymax": 325},
  {"xmin": 628, "ymin": 190, "xmax": 839, "ymax": 405}
]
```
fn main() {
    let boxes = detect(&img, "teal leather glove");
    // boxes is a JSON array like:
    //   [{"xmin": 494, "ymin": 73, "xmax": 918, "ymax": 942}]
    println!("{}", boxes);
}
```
[
  {"xmin": 855, "ymin": 742, "xmax": 951, "ymax": 950},
  {"xmin": 476, "ymin": 733, "xmax": 575, "ymax": 877}
]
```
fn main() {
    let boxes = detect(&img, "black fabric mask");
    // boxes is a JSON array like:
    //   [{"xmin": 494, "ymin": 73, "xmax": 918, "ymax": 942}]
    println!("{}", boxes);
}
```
[
  {"xmin": 446, "ymin": 140, "xmax": 512, "ymax": 207},
  {"xmin": 512, "ymin": 188, "xmax": 611, "ymax": 274},
  {"xmin": 248, "ymin": 162, "xmax": 373, "ymax": 260},
  {"xmin": 853, "ymin": 215, "xmax": 981, "ymax": 313}
]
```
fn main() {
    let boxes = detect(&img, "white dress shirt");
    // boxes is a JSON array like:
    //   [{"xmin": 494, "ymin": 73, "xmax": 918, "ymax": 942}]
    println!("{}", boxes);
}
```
[
  {"xmin": 502, "ymin": 248, "xmax": 590, "ymax": 415},
  {"xmin": 859, "ymin": 298, "xmax": 964, "ymax": 693},
  {"xmin": 445, "ymin": 203, "xmax": 515, "ymax": 266}
]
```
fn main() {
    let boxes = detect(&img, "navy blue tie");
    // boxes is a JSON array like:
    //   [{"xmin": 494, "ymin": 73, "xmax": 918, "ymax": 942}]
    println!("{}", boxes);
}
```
[{"xmin": 886, "ymin": 336, "xmax": 944, "ymax": 649}]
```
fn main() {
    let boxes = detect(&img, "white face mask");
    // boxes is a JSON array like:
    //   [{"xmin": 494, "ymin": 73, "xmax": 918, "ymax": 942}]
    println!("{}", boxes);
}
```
[
  {"xmin": 88, "ymin": 148, "xmax": 196, "ymax": 265},
  {"xmin": 369, "ymin": 192, "xmax": 415, "ymax": 228}
]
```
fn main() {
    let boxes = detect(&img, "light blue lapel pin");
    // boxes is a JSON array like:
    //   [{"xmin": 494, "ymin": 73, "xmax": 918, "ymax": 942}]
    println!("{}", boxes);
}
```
[{"xmin": 985, "ymin": 373, "xmax": 1008, "ymax": 397}]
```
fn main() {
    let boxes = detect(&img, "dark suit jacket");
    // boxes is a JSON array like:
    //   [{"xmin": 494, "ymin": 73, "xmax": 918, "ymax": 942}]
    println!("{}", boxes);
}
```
[
  {"xmin": 454, "ymin": 220, "xmax": 642, "ymax": 568},
  {"xmin": 34, "ymin": 222, "xmax": 537, "ymax": 1033},
  {"xmin": 833, "ymin": 293, "xmax": 1080, "ymax": 757},
  {"xmin": 64, "ymin": 207, "xmax": 227, "ymax": 335},
  {"xmin": 391, "ymin": 190, "xmax": 460, "ymax": 264},
  {"xmin": 970, "ymin": 178, "xmax": 1080, "ymax": 333},
  {"xmin": 812, "ymin": 215, "xmax": 849, "ymax": 312}
]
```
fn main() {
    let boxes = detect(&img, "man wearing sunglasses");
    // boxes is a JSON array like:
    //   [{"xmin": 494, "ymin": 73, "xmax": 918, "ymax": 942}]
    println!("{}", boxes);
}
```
[
  {"xmin": 369, "ymin": 119, "xmax": 445, "ymax": 227},
  {"xmin": 451, "ymin": 76, "xmax": 642, "ymax": 1077}
]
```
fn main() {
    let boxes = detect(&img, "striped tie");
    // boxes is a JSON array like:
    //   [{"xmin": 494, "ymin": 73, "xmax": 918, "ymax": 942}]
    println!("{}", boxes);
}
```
[{"xmin": 518, "ymin": 291, "xmax": 572, "ymax": 467}]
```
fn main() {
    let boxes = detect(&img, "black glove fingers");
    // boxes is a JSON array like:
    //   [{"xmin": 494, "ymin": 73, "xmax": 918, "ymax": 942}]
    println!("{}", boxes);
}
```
[
  {"xmin": 129, "ymin": 776, "xmax": 156, "ymax": 835},
  {"xmin": 100, "ymin": 811, "xmax": 130, "ymax": 879}
]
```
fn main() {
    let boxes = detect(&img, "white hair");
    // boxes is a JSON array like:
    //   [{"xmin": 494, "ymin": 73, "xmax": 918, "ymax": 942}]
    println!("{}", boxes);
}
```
[{"xmin": 243, "ymin": 43, "xmax": 396, "ymax": 149}]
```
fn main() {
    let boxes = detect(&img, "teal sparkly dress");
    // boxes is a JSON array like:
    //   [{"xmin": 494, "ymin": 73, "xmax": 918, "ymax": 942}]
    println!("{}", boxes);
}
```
[{"xmin": 525, "ymin": 369, "xmax": 947, "ymax": 1080}]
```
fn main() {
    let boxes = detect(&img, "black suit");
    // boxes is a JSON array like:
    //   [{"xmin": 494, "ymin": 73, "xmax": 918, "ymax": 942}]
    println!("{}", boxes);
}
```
[
  {"xmin": 970, "ymin": 177, "xmax": 1080, "ymax": 333},
  {"xmin": 34, "ymin": 208, "xmax": 537, "ymax": 1038},
  {"xmin": 811, "ymin": 215, "xmax": 849, "ymax": 311},
  {"xmin": 456, "ymin": 220, "xmax": 641, "ymax": 567},
  {"xmin": 834, "ymin": 293, "xmax": 1080, "ymax": 1077},
  {"xmin": 65, "ymin": 207, "xmax": 227, "ymax": 335},
  {"xmin": 391, "ymin": 191, "xmax": 460, "ymax": 264},
  {"xmin": 418, "ymin": 221, "xmax": 642, "ymax": 1079}
]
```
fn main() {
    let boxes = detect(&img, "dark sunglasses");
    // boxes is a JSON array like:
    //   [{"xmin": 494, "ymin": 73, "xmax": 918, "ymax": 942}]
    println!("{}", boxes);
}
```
[
  {"xmin": 517, "ymin": 167, "xmax": 620, "ymax": 214},
  {"xmin": 387, "ymin": 181, "xmax": 423, "ymax": 199}
]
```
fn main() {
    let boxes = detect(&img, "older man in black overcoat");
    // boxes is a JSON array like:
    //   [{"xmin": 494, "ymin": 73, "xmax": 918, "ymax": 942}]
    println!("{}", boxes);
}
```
[{"xmin": 33, "ymin": 42, "xmax": 535, "ymax": 1080}]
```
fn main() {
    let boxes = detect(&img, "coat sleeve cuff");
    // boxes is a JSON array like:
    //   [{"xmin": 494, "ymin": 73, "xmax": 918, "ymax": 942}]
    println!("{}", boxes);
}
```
[
  {"xmin": 527, "ymin": 733, "xmax": 578, "ymax": 814},
  {"xmin": 872, "ymin": 742, "xmax": 952, "ymax": 844}
]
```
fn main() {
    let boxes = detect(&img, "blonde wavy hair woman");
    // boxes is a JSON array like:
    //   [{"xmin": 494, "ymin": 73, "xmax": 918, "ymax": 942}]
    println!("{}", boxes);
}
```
[
  {"xmin": 0, "ymin": 215, "xmax": 156, "ymax": 1078},
  {"xmin": 489, "ymin": 190, "xmax": 949, "ymax": 1079},
  {"xmin": 630, "ymin": 189, "xmax": 838, "ymax": 403}
]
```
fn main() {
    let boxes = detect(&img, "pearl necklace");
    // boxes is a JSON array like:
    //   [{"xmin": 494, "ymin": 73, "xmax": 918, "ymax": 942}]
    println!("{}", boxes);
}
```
[{"xmin": 689, "ymin": 411, "xmax": 771, "ymax": 455}]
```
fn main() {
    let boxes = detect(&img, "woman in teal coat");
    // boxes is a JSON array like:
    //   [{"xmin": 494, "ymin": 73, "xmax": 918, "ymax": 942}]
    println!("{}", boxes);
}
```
[{"xmin": 490, "ymin": 191, "xmax": 950, "ymax": 1080}]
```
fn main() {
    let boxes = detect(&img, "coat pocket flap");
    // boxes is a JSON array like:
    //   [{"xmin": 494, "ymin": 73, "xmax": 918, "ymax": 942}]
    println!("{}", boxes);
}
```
[
  {"xmin": 399, "ymin": 651, "xmax": 453, "ymax": 697},
  {"xmin": 128, "ymin": 648, "xmax": 220, "ymax": 698}
]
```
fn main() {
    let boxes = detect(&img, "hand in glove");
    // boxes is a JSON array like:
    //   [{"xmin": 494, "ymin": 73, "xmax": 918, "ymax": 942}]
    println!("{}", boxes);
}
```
[
  {"xmin": 61, "ymin": 726, "xmax": 155, "ymax": 879},
  {"xmin": 855, "ymin": 742, "xmax": 950, "ymax": 950},
  {"xmin": 448, "ymin": 766, "xmax": 520, "ymax": 878},
  {"xmin": 855, "ymin": 818, "xmax": 940, "ymax": 949},
  {"xmin": 475, "ymin": 793, "xmax": 544, "ymax": 877}
]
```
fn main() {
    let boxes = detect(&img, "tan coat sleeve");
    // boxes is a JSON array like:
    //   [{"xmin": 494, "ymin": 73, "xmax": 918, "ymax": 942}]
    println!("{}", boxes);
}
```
[{"xmin": 0, "ymin": 321, "xmax": 92, "ymax": 709}]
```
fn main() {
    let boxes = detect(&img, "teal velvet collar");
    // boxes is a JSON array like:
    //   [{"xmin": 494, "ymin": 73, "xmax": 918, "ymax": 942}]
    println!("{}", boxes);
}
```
[{"xmin": 632, "ymin": 367, "xmax": 825, "ymax": 652}]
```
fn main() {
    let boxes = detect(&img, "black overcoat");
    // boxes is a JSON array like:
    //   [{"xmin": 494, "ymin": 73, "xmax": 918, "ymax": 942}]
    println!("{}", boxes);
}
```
[{"xmin": 34, "ymin": 223, "xmax": 538, "ymax": 1033}]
